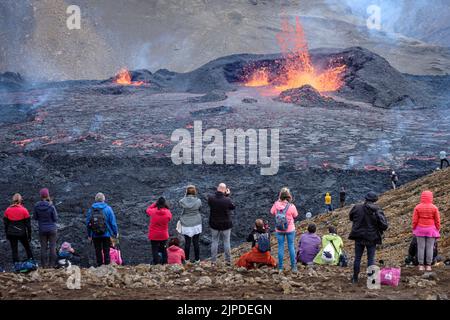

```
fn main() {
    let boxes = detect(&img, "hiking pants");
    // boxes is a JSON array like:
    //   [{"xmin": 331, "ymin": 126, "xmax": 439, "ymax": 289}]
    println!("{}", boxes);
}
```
[
  {"xmin": 353, "ymin": 242, "xmax": 376, "ymax": 277},
  {"xmin": 416, "ymin": 236, "xmax": 435, "ymax": 266},
  {"xmin": 8, "ymin": 235, "xmax": 33, "ymax": 263},
  {"xmin": 211, "ymin": 228, "xmax": 231, "ymax": 263},
  {"xmin": 276, "ymin": 231, "xmax": 296, "ymax": 270},
  {"xmin": 93, "ymin": 237, "xmax": 111, "ymax": 266},
  {"xmin": 184, "ymin": 234, "xmax": 200, "ymax": 262},
  {"xmin": 440, "ymin": 159, "xmax": 449, "ymax": 169},
  {"xmin": 39, "ymin": 231, "xmax": 57, "ymax": 268},
  {"xmin": 151, "ymin": 240, "xmax": 167, "ymax": 265}
]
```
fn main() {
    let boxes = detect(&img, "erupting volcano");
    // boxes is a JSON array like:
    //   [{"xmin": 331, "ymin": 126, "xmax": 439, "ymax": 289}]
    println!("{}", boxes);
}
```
[
  {"xmin": 245, "ymin": 17, "xmax": 346, "ymax": 94},
  {"xmin": 114, "ymin": 68, "xmax": 145, "ymax": 86}
]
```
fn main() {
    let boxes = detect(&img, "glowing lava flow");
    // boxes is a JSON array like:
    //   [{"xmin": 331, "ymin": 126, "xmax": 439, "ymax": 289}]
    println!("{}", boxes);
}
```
[
  {"xmin": 245, "ymin": 16, "xmax": 346, "ymax": 94},
  {"xmin": 114, "ymin": 68, "xmax": 145, "ymax": 86}
]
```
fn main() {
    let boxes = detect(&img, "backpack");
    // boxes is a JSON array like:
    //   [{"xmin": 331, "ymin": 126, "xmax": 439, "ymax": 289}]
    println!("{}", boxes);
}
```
[
  {"xmin": 275, "ymin": 203, "xmax": 290, "ymax": 231},
  {"xmin": 256, "ymin": 233, "xmax": 270, "ymax": 253},
  {"xmin": 321, "ymin": 242, "xmax": 336, "ymax": 264},
  {"xmin": 380, "ymin": 267, "xmax": 401, "ymax": 287},
  {"xmin": 14, "ymin": 259, "xmax": 38, "ymax": 273},
  {"xmin": 330, "ymin": 239, "xmax": 348, "ymax": 267},
  {"xmin": 88, "ymin": 208, "xmax": 107, "ymax": 236}
]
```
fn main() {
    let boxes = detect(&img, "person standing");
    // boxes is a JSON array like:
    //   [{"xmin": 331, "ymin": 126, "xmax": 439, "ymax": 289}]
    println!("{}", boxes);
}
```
[
  {"xmin": 86, "ymin": 192, "xmax": 118, "ymax": 266},
  {"xmin": 4, "ymin": 194, "xmax": 34, "ymax": 265},
  {"xmin": 208, "ymin": 183, "xmax": 235, "ymax": 266},
  {"xmin": 146, "ymin": 197, "xmax": 172, "ymax": 265},
  {"xmin": 439, "ymin": 151, "xmax": 449, "ymax": 169},
  {"xmin": 348, "ymin": 191, "xmax": 388, "ymax": 284},
  {"xmin": 325, "ymin": 192, "xmax": 332, "ymax": 212},
  {"xmin": 179, "ymin": 185, "xmax": 202, "ymax": 263},
  {"xmin": 271, "ymin": 187, "xmax": 299, "ymax": 272},
  {"xmin": 339, "ymin": 187, "xmax": 346, "ymax": 208},
  {"xmin": 33, "ymin": 188, "xmax": 58, "ymax": 268},
  {"xmin": 391, "ymin": 171, "xmax": 399, "ymax": 189},
  {"xmin": 412, "ymin": 191, "xmax": 441, "ymax": 271}
]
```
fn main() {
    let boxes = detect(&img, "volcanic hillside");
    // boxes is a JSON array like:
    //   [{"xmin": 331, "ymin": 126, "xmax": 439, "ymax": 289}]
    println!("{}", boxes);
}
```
[{"xmin": 0, "ymin": 168, "xmax": 449, "ymax": 300}]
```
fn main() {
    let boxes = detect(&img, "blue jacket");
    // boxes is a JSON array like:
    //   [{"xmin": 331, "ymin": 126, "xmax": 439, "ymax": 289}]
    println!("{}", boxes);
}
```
[
  {"xmin": 33, "ymin": 200, "xmax": 58, "ymax": 233},
  {"xmin": 86, "ymin": 202, "xmax": 118, "ymax": 238}
]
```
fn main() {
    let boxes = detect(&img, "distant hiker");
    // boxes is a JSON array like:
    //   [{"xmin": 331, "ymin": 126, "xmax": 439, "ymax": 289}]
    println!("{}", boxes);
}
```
[
  {"xmin": 313, "ymin": 226, "xmax": 344, "ymax": 266},
  {"xmin": 236, "ymin": 219, "xmax": 276, "ymax": 269},
  {"xmin": 146, "ymin": 197, "xmax": 172, "ymax": 265},
  {"xmin": 33, "ymin": 188, "xmax": 58, "ymax": 268},
  {"xmin": 86, "ymin": 192, "xmax": 118, "ymax": 267},
  {"xmin": 271, "ymin": 187, "xmax": 299, "ymax": 272},
  {"xmin": 3, "ymin": 193, "xmax": 34, "ymax": 265},
  {"xmin": 439, "ymin": 150, "xmax": 449, "ymax": 169},
  {"xmin": 339, "ymin": 187, "xmax": 346, "ymax": 208},
  {"xmin": 167, "ymin": 237, "xmax": 186, "ymax": 265},
  {"xmin": 56, "ymin": 242, "xmax": 80, "ymax": 268},
  {"xmin": 179, "ymin": 185, "xmax": 202, "ymax": 263},
  {"xmin": 405, "ymin": 236, "xmax": 438, "ymax": 266},
  {"xmin": 208, "ymin": 183, "xmax": 235, "ymax": 266},
  {"xmin": 296, "ymin": 223, "xmax": 321, "ymax": 265},
  {"xmin": 412, "ymin": 191, "xmax": 441, "ymax": 271},
  {"xmin": 348, "ymin": 191, "xmax": 388, "ymax": 284},
  {"xmin": 391, "ymin": 171, "xmax": 398, "ymax": 189},
  {"xmin": 325, "ymin": 192, "xmax": 332, "ymax": 212},
  {"xmin": 109, "ymin": 237, "xmax": 123, "ymax": 265}
]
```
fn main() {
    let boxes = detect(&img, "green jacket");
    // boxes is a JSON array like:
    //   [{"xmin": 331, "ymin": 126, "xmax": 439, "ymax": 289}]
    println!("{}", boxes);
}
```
[{"xmin": 313, "ymin": 234, "xmax": 344, "ymax": 265}]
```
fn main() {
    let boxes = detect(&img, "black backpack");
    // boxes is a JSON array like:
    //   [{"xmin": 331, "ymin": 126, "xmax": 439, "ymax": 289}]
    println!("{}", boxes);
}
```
[{"xmin": 88, "ymin": 208, "xmax": 107, "ymax": 236}]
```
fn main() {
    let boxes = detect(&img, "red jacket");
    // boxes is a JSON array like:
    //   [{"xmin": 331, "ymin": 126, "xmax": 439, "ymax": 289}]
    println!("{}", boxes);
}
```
[
  {"xmin": 146, "ymin": 203, "xmax": 172, "ymax": 241},
  {"xmin": 167, "ymin": 245, "xmax": 185, "ymax": 265},
  {"xmin": 4, "ymin": 204, "xmax": 30, "ymax": 221},
  {"xmin": 412, "ymin": 191, "xmax": 441, "ymax": 230}
]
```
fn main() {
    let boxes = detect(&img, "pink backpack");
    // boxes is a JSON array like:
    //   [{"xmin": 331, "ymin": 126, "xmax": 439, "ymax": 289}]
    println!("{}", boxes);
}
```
[
  {"xmin": 380, "ymin": 267, "xmax": 401, "ymax": 287},
  {"xmin": 109, "ymin": 247, "xmax": 123, "ymax": 265}
]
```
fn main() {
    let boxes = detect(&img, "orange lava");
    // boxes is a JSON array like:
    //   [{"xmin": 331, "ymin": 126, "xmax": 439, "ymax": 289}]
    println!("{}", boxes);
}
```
[
  {"xmin": 245, "ymin": 16, "xmax": 346, "ymax": 94},
  {"xmin": 114, "ymin": 68, "xmax": 145, "ymax": 86}
]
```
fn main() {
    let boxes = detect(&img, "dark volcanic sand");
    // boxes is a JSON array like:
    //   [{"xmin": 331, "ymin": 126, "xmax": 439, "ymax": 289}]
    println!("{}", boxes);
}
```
[{"xmin": 0, "ymin": 47, "xmax": 449, "ymax": 269}]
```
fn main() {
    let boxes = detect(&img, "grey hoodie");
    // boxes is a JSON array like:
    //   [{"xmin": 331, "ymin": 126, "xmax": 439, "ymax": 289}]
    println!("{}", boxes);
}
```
[{"xmin": 179, "ymin": 196, "xmax": 202, "ymax": 227}]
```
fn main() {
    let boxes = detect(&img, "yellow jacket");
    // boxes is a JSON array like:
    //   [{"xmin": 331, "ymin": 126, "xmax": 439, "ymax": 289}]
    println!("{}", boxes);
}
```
[{"xmin": 325, "ymin": 193, "xmax": 332, "ymax": 205}]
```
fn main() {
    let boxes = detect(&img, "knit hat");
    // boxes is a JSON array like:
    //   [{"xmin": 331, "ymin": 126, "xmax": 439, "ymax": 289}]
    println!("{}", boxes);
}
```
[
  {"xmin": 60, "ymin": 242, "xmax": 72, "ymax": 252},
  {"xmin": 365, "ymin": 191, "xmax": 378, "ymax": 202},
  {"xmin": 40, "ymin": 188, "xmax": 50, "ymax": 199}
]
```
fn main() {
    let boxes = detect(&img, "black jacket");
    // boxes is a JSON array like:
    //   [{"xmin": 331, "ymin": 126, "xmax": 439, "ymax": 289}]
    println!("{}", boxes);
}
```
[
  {"xmin": 208, "ymin": 191, "xmax": 235, "ymax": 231},
  {"xmin": 348, "ymin": 202, "xmax": 388, "ymax": 245},
  {"xmin": 3, "ymin": 217, "xmax": 32, "ymax": 239}
]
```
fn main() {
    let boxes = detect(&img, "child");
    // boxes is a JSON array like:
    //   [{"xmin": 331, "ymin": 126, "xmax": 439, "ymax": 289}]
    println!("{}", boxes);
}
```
[
  {"xmin": 167, "ymin": 237, "xmax": 186, "ymax": 265},
  {"xmin": 109, "ymin": 238, "xmax": 123, "ymax": 265},
  {"xmin": 56, "ymin": 242, "xmax": 80, "ymax": 268}
]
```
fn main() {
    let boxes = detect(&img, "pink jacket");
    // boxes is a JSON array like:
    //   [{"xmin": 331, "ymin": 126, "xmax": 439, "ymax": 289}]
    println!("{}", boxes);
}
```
[
  {"xmin": 270, "ymin": 200, "xmax": 298, "ymax": 233},
  {"xmin": 110, "ymin": 247, "xmax": 123, "ymax": 265},
  {"xmin": 167, "ymin": 245, "xmax": 185, "ymax": 265},
  {"xmin": 146, "ymin": 202, "xmax": 172, "ymax": 241}
]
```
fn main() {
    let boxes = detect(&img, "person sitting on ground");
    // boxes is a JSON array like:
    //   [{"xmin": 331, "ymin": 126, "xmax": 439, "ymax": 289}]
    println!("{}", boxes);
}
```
[
  {"xmin": 297, "ymin": 223, "xmax": 321, "ymax": 266},
  {"xmin": 271, "ymin": 187, "xmax": 299, "ymax": 272},
  {"xmin": 86, "ymin": 192, "xmax": 118, "ymax": 267},
  {"xmin": 348, "ymin": 191, "xmax": 388, "ymax": 283},
  {"xmin": 439, "ymin": 150, "xmax": 449, "ymax": 169},
  {"xmin": 412, "ymin": 190, "xmax": 441, "ymax": 272},
  {"xmin": 325, "ymin": 192, "xmax": 332, "ymax": 212},
  {"xmin": 33, "ymin": 188, "xmax": 58, "ymax": 268},
  {"xmin": 4, "ymin": 193, "xmax": 34, "ymax": 266},
  {"xmin": 167, "ymin": 237, "xmax": 186, "ymax": 265},
  {"xmin": 146, "ymin": 197, "xmax": 172, "ymax": 265},
  {"xmin": 405, "ymin": 236, "xmax": 438, "ymax": 266},
  {"xmin": 109, "ymin": 237, "xmax": 123, "ymax": 265},
  {"xmin": 56, "ymin": 242, "xmax": 80, "ymax": 268},
  {"xmin": 179, "ymin": 185, "xmax": 202, "ymax": 263},
  {"xmin": 236, "ymin": 219, "xmax": 276, "ymax": 270},
  {"xmin": 208, "ymin": 183, "xmax": 235, "ymax": 266},
  {"xmin": 313, "ymin": 226, "xmax": 344, "ymax": 266}
]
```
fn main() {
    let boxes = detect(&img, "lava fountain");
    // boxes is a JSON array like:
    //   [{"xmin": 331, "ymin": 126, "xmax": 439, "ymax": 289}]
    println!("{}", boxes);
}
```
[
  {"xmin": 245, "ymin": 16, "xmax": 346, "ymax": 94},
  {"xmin": 113, "ymin": 68, "xmax": 145, "ymax": 86}
]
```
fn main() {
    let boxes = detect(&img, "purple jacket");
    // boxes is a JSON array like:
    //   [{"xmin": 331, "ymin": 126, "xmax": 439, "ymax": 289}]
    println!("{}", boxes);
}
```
[
  {"xmin": 33, "ymin": 200, "xmax": 58, "ymax": 233},
  {"xmin": 297, "ymin": 232, "xmax": 321, "ymax": 264}
]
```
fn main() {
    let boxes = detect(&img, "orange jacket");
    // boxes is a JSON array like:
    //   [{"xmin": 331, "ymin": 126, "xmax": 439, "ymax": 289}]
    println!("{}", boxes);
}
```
[{"xmin": 412, "ymin": 191, "xmax": 441, "ymax": 230}]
